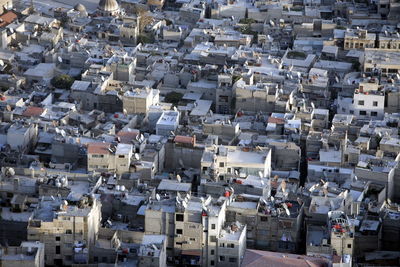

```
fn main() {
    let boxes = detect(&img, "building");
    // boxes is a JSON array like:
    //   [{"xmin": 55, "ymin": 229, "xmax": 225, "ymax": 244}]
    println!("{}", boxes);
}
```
[
  {"xmin": 87, "ymin": 142, "xmax": 116, "ymax": 172},
  {"xmin": 344, "ymin": 29, "xmax": 376, "ymax": 50},
  {"xmin": 156, "ymin": 111, "xmax": 180, "ymax": 136},
  {"xmin": 0, "ymin": 242, "xmax": 45, "ymax": 267},
  {"xmin": 27, "ymin": 196, "xmax": 102, "ymax": 266},
  {"xmin": 201, "ymin": 145, "xmax": 272, "ymax": 182},
  {"xmin": 123, "ymin": 88, "xmax": 159, "ymax": 114}
]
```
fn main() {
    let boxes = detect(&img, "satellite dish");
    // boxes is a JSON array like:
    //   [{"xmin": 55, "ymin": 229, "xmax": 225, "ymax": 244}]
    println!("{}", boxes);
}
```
[
  {"xmin": 156, "ymin": 194, "xmax": 160, "ymax": 201},
  {"xmin": 101, "ymin": 76, "xmax": 105, "ymax": 81},
  {"xmin": 178, "ymin": 158, "xmax": 184, "ymax": 168},
  {"xmin": 0, "ymin": 60, "xmax": 4, "ymax": 67},
  {"xmin": 234, "ymin": 169, "xmax": 239, "ymax": 176},
  {"xmin": 258, "ymin": 171, "xmax": 263, "ymax": 178},
  {"xmin": 170, "ymin": 131, "xmax": 175, "ymax": 136},
  {"xmin": 9, "ymin": 28, "xmax": 14, "ymax": 33},
  {"xmin": 134, "ymin": 153, "xmax": 140, "ymax": 161},
  {"xmin": 176, "ymin": 174, "xmax": 181, "ymax": 182},
  {"xmin": 57, "ymin": 56, "xmax": 62, "ymax": 63},
  {"xmin": 173, "ymin": 106, "xmax": 178, "ymax": 112}
]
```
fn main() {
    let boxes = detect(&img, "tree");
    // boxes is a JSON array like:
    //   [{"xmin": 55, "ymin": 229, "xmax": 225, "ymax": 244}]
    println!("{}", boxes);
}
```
[
  {"xmin": 164, "ymin": 92, "xmax": 183, "ymax": 105},
  {"xmin": 51, "ymin": 74, "xmax": 75, "ymax": 89}
]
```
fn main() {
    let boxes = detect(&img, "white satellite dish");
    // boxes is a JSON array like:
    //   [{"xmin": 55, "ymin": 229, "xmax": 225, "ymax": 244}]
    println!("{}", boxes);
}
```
[
  {"xmin": 9, "ymin": 28, "xmax": 14, "ymax": 34},
  {"xmin": 58, "ymin": 56, "xmax": 62, "ymax": 63},
  {"xmin": 156, "ymin": 193, "xmax": 160, "ymax": 201},
  {"xmin": 170, "ymin": 131, "xmax": 175, "ymax": 136},
  {"xmin": 178, "ymin": 158, "xmax": 184, "ymax": 168},
  {"xmin": 258, "ymin": 171, "xmax": 263, "ymax": 178},
  {"xmin": 176, "ymin": 174, "xmax": 181, "ymax": 182},
  {"xmin": 134, "ymin": 153, "xmax": 140, "ymax": 161},
  {"xmin": 101, "ymin": 76, "xmax": 105, "ymax": 81},
  {"xmin": 173, "ymin": 106, "xmax": 178, "ymax": 112},
  {"xmin": 0, "ymin": 60, "xmax": 4, "ymax": 67},
  {"xmin": 234, "ymin": 170, "xmax": 239, "ymax": 176}
]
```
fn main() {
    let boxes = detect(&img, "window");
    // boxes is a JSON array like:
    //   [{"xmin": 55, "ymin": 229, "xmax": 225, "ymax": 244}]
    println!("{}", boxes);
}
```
[
  {"xmin": 176, "ymin": 214, "xmax": 184, "ymax": 221},
  {"xmin": 358, "ymin": 100, "xmax": 364, "ymax": 105},
  {"xmin": 349, "ymin": 110, "xmax": 354, "ymax": 114},
  {"xmin": 227, "ymin": 168, "xmax": 231, "ymax": 173},
  {"xmin": 219, "ymin": 256, "xmax": 225, "ymax": 261},
  {"xmin": 65, "ymin": 255, "xmax": 72, "ymax": 261},
  {"xmin": 219, "ymin": 162, "xmax": 224, "ymax": 167},
  {"xmin": 359, "ymin": 110, "xmax": 367, "ymax": 116},
  {"xmin": 229, "ymin": 257, "xmax": 237, "ymax": 263},
  {"xmin": 373, "ymin": 101, "xmax": 378, "ymax": 107},
  {"xmin": 190, "ymin": 238, "xmax": 196, "ymax": 241},
  {"xmin": 94, "ymin": 256, "xmax": 98, "ymax": 262},
  {"xmin": 228, "ymin": 243, "xmax": 235, "ymax": 248},
  {"xmin": 56, "ymin": 246, "xmax": 60, "ymax": 254},
  {"xmin": 118, "ymin": 155, "xmax": 125, "ymax": 158},
  {"xmin": 210, "ymin": 236, "xmax": 217, "ymax": 242},
  {"xmin": 211, "ymin": 260, "xmax": 215, "ymax": 266},
  {"xmin": 211, "ymin": 224, "xmax": 216, "ymax": 230},
  {"xmin": 65, "ymin": 229, "xmax": 72, "ymax": 234},
  {"xmin": 55, "ymin": 236, "xmax": 60, "ymax": 241},
  {"xmin": 102, "ymin": 257, "xmax": 108, "ymax": 263},
  {"xmin": 220, "ymin": 243, "xmax": 225, "ymax": 247},
  {"xmin": 371, "ymin": 111, "xmax": 378, "ymax": 116},
  {"xmin": 347, "ymin": 244, "xmax": 352, "ymax": 248},
  {"xmin": 261, "ymin": 216, "xmax": 268, "ymax": 222},
  {"xmin": 176, "ymin": 229, "xmax": 183, "ymax": 235},
  {"xmin": 211, "ymin": 249, "xmax": 215, "ymax": 255}
]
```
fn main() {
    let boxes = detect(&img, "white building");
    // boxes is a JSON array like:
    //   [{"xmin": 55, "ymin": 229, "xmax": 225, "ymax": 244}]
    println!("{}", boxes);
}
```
[
  {"xmin": 156, "ymin": 111, "xmax": 180, "ymax": 136},
  {"xmin": 337, "ymin": 83, "xmax": 385, "ymax": 120},
  {"xmin": 201, "ymin": 145, "xmax": 272, "ymax": 182}
]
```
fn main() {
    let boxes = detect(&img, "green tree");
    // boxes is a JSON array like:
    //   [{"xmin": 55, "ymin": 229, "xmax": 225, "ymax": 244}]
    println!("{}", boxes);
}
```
[
  {"xmin": 51, "ymin": 74, "xmax": 75, "ymax": 89},
  {"xmin": 164, "ymin": 92, "xmax": 183, "ymax": 105}
]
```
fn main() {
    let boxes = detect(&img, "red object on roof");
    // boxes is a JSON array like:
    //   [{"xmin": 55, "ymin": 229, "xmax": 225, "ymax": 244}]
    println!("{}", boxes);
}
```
[
  {"xmin": 0, "ymin": 11, "xmax": 17, "ymax": 28},
  {"xmin": 87, "ymin": 142, "xmax": 111, "ymax": 154},
  {"xmin": 174, "ymin": 135, "xmax": 195, "ymax": 145},
  {"xmin": 0, "ymin": 96, "xmax": 6, "ymax": 101},
  {"xmin": 22, "ymin": 106, "xmax": 44, "ymax": 117},
  {"xmin": 268, "ymin": 117, "xmax": 285, "ymax": 124}
]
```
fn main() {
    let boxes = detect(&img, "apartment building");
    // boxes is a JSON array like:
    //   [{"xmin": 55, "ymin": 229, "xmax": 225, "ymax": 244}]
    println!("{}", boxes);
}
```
[
  {"xmin": 87, "ymin": 142, "xmax": 116, "ymax": 172},
  {"xmin": 200, "ymin": 145, "xmax": 272, "ymax": 182},
  {"xmin": 123, "ymin": 88, "xmax": 159, "ymax": 114},
  {"xmin": 337, "ymin": 83, "xmax": 385, "ymax": 120},
  {"xmin": 344, "ymin": 29, "xmax": 376, "ymax": 50},
  {"xmin": 27, "ymin": 196, "xmax": 102, "ymax": 266}
]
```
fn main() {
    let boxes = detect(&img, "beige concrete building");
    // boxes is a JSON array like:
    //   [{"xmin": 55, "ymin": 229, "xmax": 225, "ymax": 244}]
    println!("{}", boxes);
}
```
[
  {"xmin": 27, "ymin": 196, "xmax": 102, "ymax": 266},
  {"xmin": 234, "ymin": 80, "xmax": 278, "ymax": 113},
  {"xmin": 344, "ymin": 29, "xmax": 376, "ymax": 50},
  {"xmin": 363, "ymin": 49, "xmax": 400, "ymax": 75},
  {"xmin": 123, "ymin": 88, "xmax": 159, "ymax": 114},
  {"xmin": 87, "ymin": 142, "xmax": 116, "ymax": 172}
]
